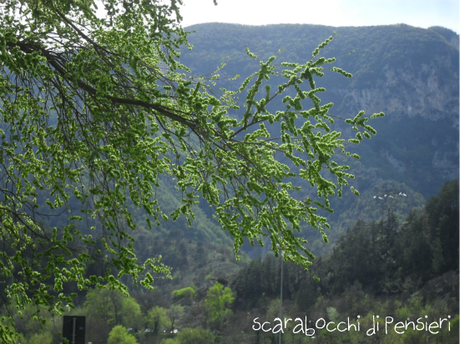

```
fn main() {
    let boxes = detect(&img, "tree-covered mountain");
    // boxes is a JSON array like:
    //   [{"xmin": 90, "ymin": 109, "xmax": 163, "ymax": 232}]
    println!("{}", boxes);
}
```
[{"xmin": 181, "ymin": 23, "xmax": 458, "ymax": 198}]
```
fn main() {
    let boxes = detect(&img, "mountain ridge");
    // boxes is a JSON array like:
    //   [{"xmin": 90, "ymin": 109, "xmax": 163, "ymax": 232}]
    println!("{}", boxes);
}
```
[{"xmin": 180, "ymin": 23, "xmax": 459, "ymax": 199}]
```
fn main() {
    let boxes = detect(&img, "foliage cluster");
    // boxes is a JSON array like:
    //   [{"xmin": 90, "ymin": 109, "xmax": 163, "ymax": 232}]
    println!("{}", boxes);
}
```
[
  {"xmin": 172, "ymin": 286, "xmax": 196, "ymax": 303},
  {"xmin": 204, "ymin": 281, "xmax": 234, "ymax": 329},
  {"xmin": 0, "ymin": 1, "xmax": 386, "ymax": 341},
  {"xmin": 108, "ymin": 325, "xmax": 138, "ymax": 344}
]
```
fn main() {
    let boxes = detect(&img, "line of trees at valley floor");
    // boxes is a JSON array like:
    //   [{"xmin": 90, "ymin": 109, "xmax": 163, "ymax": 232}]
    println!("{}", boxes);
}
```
[{"xmin": 11, "ymin": 281, "xmax": 231, "ymax": 344}]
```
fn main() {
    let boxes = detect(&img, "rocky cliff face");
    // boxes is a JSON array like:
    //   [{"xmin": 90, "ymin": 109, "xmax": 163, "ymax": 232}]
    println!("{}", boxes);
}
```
[
  {"xmin": 329, "ymin": 29, "xmax": 459, "ymax": 196},
  {"xmin": 343, "ymin": 60, "xmax": 458, "ymax": 126},
  {"xmin": 344, "ymin": 59, "xmax": 458, "ymax": 183}
]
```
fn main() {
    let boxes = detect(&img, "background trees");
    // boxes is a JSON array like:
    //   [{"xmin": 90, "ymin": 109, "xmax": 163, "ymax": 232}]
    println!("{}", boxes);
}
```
[
  {"xmin": 147, "ymin": 306, "xmax": 169, "ymax": 335},
  {"xmin": 175, "ymin": 328, "xmax": 214, "ymax": 344},
  {"xmin": 166, "ymin": 305, "xmax": 184, "ymax": 333},
  {"xmin": 84, "ymin": 288, "xmax": 142, "ymax": 343},
  {"xmin": 204, "ymin": 281, "xmax": 235, "ymax": 329},
  {"xmin": 108, "ymin": 325, "xmax": 138, "ymax": 344}
]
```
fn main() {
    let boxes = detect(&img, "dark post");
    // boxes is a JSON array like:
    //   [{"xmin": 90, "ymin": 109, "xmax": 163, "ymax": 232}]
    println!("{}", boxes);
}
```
[{"xmin": 62, "ymin": 316, "xmax": 86, "ymax": 344}]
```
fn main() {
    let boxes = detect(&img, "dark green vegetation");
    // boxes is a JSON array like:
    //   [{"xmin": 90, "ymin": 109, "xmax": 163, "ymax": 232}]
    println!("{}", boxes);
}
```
[{"xmin": 229, "ymin": 180, "xmax": 458, "ymax": 343}]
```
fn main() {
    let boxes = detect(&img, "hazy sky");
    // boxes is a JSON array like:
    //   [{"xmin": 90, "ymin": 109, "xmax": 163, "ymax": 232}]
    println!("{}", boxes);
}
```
[{"xmin": 179, "ymin": 0, "xmax": 459, "ymax": 33}]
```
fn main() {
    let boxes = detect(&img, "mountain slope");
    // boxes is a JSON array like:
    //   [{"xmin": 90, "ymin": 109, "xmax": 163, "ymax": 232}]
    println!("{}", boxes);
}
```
[{"xmin": 181, "ymin": 23, "xmax": 459, "ymax": 198}]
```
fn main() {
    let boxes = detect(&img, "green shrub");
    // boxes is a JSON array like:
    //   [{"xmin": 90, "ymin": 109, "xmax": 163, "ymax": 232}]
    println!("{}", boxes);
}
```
[
  {"xmin": 176, "ymin": 327, "xmax": 214, "ymax": 344},
  {"xmin": 107, "ymin": 325, "xmax": 138, "ymax": 344},
  {"xmin": 172, "ymin": 286, "xmax": 196, "ymax": 303}
]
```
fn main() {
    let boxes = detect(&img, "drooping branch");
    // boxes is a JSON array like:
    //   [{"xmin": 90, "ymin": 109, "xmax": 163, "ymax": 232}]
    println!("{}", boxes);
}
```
[{"xmin": 6, "ymin": 40, "xmax": 198, "ymax": 129}]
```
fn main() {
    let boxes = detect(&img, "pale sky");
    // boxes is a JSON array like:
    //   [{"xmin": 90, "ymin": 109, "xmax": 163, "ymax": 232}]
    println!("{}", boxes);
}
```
[{"xmin": 179, "ymin": 0, "xmax": 459, "ymax": 34}]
